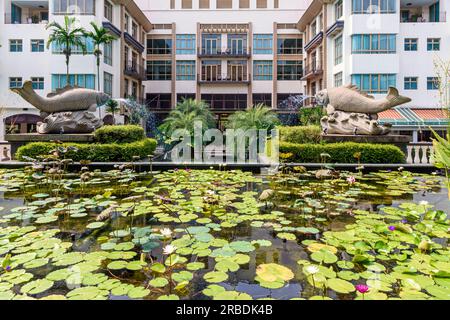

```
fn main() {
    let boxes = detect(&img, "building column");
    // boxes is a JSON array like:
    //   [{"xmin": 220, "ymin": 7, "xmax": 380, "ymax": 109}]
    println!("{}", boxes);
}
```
[
  {"xmin": 171, "ymin": 22, "xmax": 177, "ymax": 108},
  {"xmin": 0, "ymin": 118, "xmax": 5, "ymax": 142},
  {"xmin": 322, "ymin": 5, "xmax": 327, "ymax": 89},
  {"xmin": 412, "ymin": 130, "xmax": 418, "ymax": 143},
  {"xmin": 119, "ymin": 5, "xmax": 125, "ymax": 98},
  {"xmin": 196, "ymin": 23, "xmax": 201, "ymax": 102},
  {"xmin": 247, "ymin": 22, "xmax": 253, "ymax": 108},
  {"xmin": 272, "ymin": 22, "xmax": 278, "ymax": 109}
]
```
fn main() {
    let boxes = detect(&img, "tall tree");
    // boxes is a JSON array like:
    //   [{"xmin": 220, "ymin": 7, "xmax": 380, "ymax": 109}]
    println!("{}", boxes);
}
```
[
  {"xmin": 84, "ymin": 22, "xmax": 117, "ymax": 92},
  {"xmin": 46, "ymin": 16, "xmax": 86, "ymax": 81}
]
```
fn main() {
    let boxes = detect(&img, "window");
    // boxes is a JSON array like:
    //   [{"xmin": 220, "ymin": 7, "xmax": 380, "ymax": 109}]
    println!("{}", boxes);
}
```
[
  {"xmin": 177, "ymin": 93, "xmax": 196, "ymax": 102},
  {"xmin": 335, "ymin": 35, "xmax": 343, "ymax": 65},
  {"xmin": 254, "ymin": 34, "xmax": 273, "ymax": 54},
  {"xmin": 217, "ymin": 0, "xmax": 232, "ymax": 9},
  {"xmin": 104, "ymin": 42, "xmax": 112, "ymax": 65},
  {"xmin": 351, "ymin": 74, "xmax": 396, "ymax": 94},
  {"xmin": 427, "ymin": 77, "xmax": 438, "ymax": 90},
  {"xmin": 147, "ymin": 38, "xmax": 172, "ymax": 55},
  {"xmin": 427, "ymin": 38, "xmax": 440, "ymax": 51},
  {"xmin": 335, "ymin": 0, "xmax": 343, "ymax": 20},
  {"xmin": 351, "ymin": 34, "xmax": 396, "ymax": 53},
  {"xmin": 53, "ymin": 0, "xmax": 95, "ymax": 15},
  {"xmin": 132, "ymin": 22, "xmax": 138, "ymax": 39},
  {"xmin": 253, "ymin": 94, "xmax": 272, "ymax": 107},
  {"xmin": 31, "ymin": 39, "xmax": 44, "ymax": 52},
  {"xmin": 201, "ymin": 94, "xmax": 247, "ymax": 110},
  {"xmin": 429, "ymin": 2, "xmax": 440, "ymax": 22},
  {"xmin": 334, "ymin": 72, "xmax": 343, "ymax": 87},
  {"xmin": 351, "ymin": 0, "xmax": 396, "ymax": 14},
  {"xmin": 201, "ymin": 34, "xmax": 221, "ymax": 55},
  {"xmin": 103, "ymin": 72, "xmax": 113, "ymax": 96},
  {"xmin": 147, "ymin": 94, "xmax": 172, "ymax": 109},
  {"xmin": 9, "ymin": 77, "xmax": 22, "ymax": 88},
  {"xmin": 404, "ymin": 38, "xmax": 418, "ymax": 51},
  {"xmin": 176, "ymin": 60, "xmax": 196, "ymax": 80},
  {"xmin": 104, "ymin": 1, "xmax": 113, "ymax": 22},
  {"xmin": 274, "ymin": 0, "xmax": 279, "ymax": 8},
  {"xmin": 240, "ymin": 0, "xmax": 250, "ymax": 8},
  {"xmin": 9, "ymin": 40, "xmax": 22, "ymax": 52},
  {"xmin": 52, "ymin": 36, "xmax": 94, "ymax": 54},
  {"xmin": 147, "ymin": 60, "xmax": 172, "ymax": 80},
  {"xmin": 182, "ymin": 0, "xmax": 192, "ymax": 9},
  {"xmin": 199, "ymin": 0, "xmax": 210, "ymax": 8},
  {"xmin": 176, "ymin": 35, "xmax": 196, "ymax": 54},
  {"xmin": 124, "ymin": 14, "xmax": 129, "ymax": 32},
  {"xmin": 170, "ymin": 0, "xmax": 175, "ymax": 9},
  {"xmin": 51, "ymin": 74, "xmax": 95, "ymax": 90},
  {"xmin": 277, "ymin": 37, "xmax": 302, "ymax": 55},
  {"xmin": 227, "ymin": 34, "xmax": 247, "ymax": 54},
  {"xmin": 404, "ymin": 77, "xmax": 418, "ymax": 90},
  {"xmin": 257, "ymin": 0, "xmax": 267, "ymax": 8},
  {"xmin": 277, "ymin": 60, "xmax": 303, "ymax": 80},
  {"xmin": 253, "ymin": 61, "xmax": 273, "ymax": 80},
  {"xmin": 31, "ymin": 77, "xmax": 44, "ymax": 90}
]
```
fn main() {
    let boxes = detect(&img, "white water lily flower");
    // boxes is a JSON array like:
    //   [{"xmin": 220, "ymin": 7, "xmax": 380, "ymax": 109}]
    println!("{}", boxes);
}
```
[
  {"xmin": 163, "ymin": 244, "xmax": 177, "ymax": 255},
  {"xmin": 419, "ymin": 201, "xmax": 429, "ymax": 206},
  {"xmin": 206, "ymin": 190, "xmax": 215, "ymax": 196},
  {"xmin": 305, "ymin": 265, "xmax": 320, "ymax": 275},
  {"xmin": 160, "ymin": 228, "xmax": 173, "ymax": 238}
]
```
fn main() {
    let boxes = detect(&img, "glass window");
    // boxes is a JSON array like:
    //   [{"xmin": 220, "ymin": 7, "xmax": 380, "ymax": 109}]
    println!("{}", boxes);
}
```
[
  {"xmin": 103, "ymin": 72, "xmax": 113, "ymax": 96},
  {"xmin": 257, "ymin": 0, "xmax": 267, "ymax": 8},
  {"xmin": 427, "ymin": 38, "xmax": 440, "ymax": 51},
  {"xmin": 351, "ymin": 74, "xmax": 396, "ymax": 94},
  {"xmin": 170, "ymin": 0, "xmax": 175, "ymax": 9},
  {"xmin": 404, "ymin": 77, "xmax": 418, "ymax": 90},
  {"xmin": 9, "ymin": 39, "xmax": 22, "ymax": 52},
  {"xmin": 9, "ymin": 77, "xmax": 22, "ymax": 88},
  {"xmin": 254, "ymin": 34, "xmax": 273, "ymax": 54},
  {"xmin": 52, "ymin": 36, "xmax": 94, "ymax": 54},
  {"xmin": 147, "ymin": 94, "xmax": 172, "ymax": 109},
  {"xmin": 334, "ymin": 72, "xmax": 343, "ymax": 87},
  {"xmin": 53, "ymin": 0, "xmax": 95, "ymax": 15},
  {"xmin": 147, "ymin": 60, "xmax": 172, "ymax": 80},
  {"xmin": 335, "ymin": 35, "xmax": 343, "ymax": 65},
  {"xmin": 404, "ymin": 38, "xmax": 418, "ymax": 51},
  {"xmin": 227, "ymin": 34, "xmax": 247, "ymax": 55},
  {"xmin": 277, "ymin": 60, "xmax": 303, "ymax": 80},
  {"xmin": 335, "ymin": 0, "xmax": 343, "ymax": 20},
  {"xmin": 277, "ymin": 37, "xmax": 302, "ymax": 55},
  {"xmin": 104, "ymin": 1, "xmax": 113, "ymax": 22},
  {"xmin": 104, "ymin": 42, "xmax": 113, "ymax": 65},
  {"xmin": 147, "ymin": 38, "xmax": 172, "ymax": 55},
  {"xmin": 199, "ymin": 0, "xmax": 210, "ymax": 8},
  {"xmin": 253, "ymin": 94, "xmax": 272, "ymax": 107},
  {"xmin": 427, "ymin": 77, "xmax": 438, "ymax": 90},
  {"xmin": 182, "ymin": 0, "xmax": 192, "ymax": 9},
  {"xmin": 176, "ymin": 35, "xmax": 196, "ymax": 55},
  {"xmin": 31, "ymin": 77, "xmax": 44, "ymax": 90},
  {"xmin": 201, "ymin": 34, "xmax": 221, "ymax": 55},
  {"xmin": 31, "ymin": 39, "xmax": 45, "ymax": 52},
  {"xmin": 351, "ymin": 34, "xmax": 396, "ymax": 53},
  {"xmin": 253, "ymin": 60, "xmax": 273, "ymax": 80},
  {"xmin": 217, "ymin": 0, "xmax": 232, "ymax": 9},
  {"xmin": 51, "ymin": 74, "xmax": 95, "ymax": 90},
  {"xmin": 351, "ymin": 0, "xmax": 396, "ymax": 14},
  {"xmin": 240, "ymin": 0, "xmax": 250, "ymax": 8},
  {"xmin": 176, "ymin": 60, "xmax": 196, "ymax": 80}
]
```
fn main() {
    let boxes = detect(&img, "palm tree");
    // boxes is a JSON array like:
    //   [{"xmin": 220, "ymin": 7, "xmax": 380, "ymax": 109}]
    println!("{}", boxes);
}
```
[
  {"xmin": 84, "ymin": 22, "xmax": 117, "ymax": 91},
  {"xmin": 158, "ymin": 99, "xmax": 216, "ymax": 142},
  {"xmin": 226, "ymin": 104, "xmax": 280, "ymax": 131},
  {"xmin": 105, "ymin": 99, "xmax": 119, "ymax": 124},
  {"xmin": 46, "ymin": 16, "xmax": 87, "ymax": 80}
]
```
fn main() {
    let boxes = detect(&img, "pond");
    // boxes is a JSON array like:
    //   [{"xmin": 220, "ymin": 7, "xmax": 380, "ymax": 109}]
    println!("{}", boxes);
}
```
[{"xmin": 0, "ymin": 167, "xmax": 449, "ymax": 300}]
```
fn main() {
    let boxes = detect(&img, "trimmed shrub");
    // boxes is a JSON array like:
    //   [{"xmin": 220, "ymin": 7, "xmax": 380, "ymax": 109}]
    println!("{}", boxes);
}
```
[
  {"xmin": 279, "ymin": 125, "xmax": 322, "ymax": 144},
  {"xmin": 16, "ymin": 138, "xmax": 157, "ymax": 162},
  {"xmin": 94, "ymin": 125, "xmax": 145, "ymax": 144},
  {"xmin": 280, "ymin": 142, "xmax": 405, "ymax": 164}
]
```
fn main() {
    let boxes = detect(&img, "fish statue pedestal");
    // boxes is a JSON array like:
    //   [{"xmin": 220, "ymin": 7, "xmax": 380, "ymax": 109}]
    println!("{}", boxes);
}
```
[
  {"xmin": 315, "ymin": 85, "xmax": 411, "ymax": 136},
  {"xmin": 37, "ymin": 111, "xmax": 103, "ymax": 134}
]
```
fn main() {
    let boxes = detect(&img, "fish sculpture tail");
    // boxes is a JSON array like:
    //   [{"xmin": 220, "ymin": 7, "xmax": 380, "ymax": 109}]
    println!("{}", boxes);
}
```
[{"xmin": 386, "ymin": 87, "xmax": 411, "ymax": 108}]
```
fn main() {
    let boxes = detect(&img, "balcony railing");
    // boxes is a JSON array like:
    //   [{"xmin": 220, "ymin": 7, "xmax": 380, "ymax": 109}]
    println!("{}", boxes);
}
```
[
  {"xmin": 406, "ymin": 143, "xmax": 434, "ymax": 164},
  {"xmin": 198, "ymin": 73, "xmax": 250, "ymax": 84},
  {"xmin": 400, "ymin": 11, "xmax": 446, "ymax": 23},
  {"xmin": 302, "ymin": 62, "xmax": 323, "ymax": 80},
  {"xmin": 124, "ymin": 61, "xmax": 146, "ymax": 80},
  {"xmin": 4, "ymin": 13, "xmax": 49, "ymax": 24},
  {"xmin": 198, "ymin": 47, "xmax": 251, "ymax": 58}
]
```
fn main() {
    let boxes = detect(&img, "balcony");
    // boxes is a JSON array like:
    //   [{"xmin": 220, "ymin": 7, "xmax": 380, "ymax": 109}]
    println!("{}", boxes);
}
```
[
  {"xmin": 401, "ymin": 10, "xmax": 446, "ymax": 22},
  {"xmin": 198, "ymin": 47, "xmax": 251, "ymax": 58},
  {"xmin": 301, "ymin": 62, "xmax": 323, "ymax": 81},
  {"xmin": 124, "ymin": 32, "xmax": 144, "ymax": 54},
  {"xmin": 198, "ymin": 73, "xmax": 250, "ymax": 84},
  {"xmin": 304, "ymin": 31, "xmax": 323, "ymax": 52},
  {"xmin": 5, "ymin": 1, "xmax": 49, "ymax": 24},
  {"xmin": 124, "ymin": 61, "xmax": 146, "ymax": 81},
  {"xmin": 326, "ymin": 20, "xmax": 344, "ymax": 37},
  {"xmin": 401, "ymin": 0, "xmax": 446, "ymax": 23}
]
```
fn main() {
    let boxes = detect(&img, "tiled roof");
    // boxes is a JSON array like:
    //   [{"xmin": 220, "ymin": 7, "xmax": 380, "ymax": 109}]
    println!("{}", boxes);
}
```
[
  {"xmin": 378, "ymin": 109, "xmax": 404, "ymax": 119},
  {"xmin": 379, "ymin": 108, "xmax": 449, "ymax": 128},
  {"xmin": 412, "ymin": 109, "xmax": 449, "ymax": 120}
]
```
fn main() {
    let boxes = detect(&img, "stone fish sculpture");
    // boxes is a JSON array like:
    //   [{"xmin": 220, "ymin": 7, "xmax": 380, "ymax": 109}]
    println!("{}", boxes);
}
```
[
  {"xmin": 315, "ymin": 85, "xmax": 411, "ymax": 135},
  {"xmin": 11, "ymin": 81, "xmax": 109, "ymax": 134}
]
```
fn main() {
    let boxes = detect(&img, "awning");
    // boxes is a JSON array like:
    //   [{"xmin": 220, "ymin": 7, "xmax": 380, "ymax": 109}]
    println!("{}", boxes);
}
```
[{"xmin": 378, "ymin": 107, "xmax": 449, "ymax": 128}]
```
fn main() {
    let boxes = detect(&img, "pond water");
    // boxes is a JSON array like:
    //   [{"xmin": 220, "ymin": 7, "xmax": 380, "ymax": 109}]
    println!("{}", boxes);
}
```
[{"xmin": 0, "ymin": 167, "xmax": 449, "ymax": 300}]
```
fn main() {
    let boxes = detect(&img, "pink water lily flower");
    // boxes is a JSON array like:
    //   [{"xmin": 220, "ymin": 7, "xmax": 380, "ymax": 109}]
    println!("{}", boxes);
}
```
[
  {"xmin": 355, "ymin": 284, "xmax": 369, "ymax": 294},
  {"xmin": 388, "ymin": 226, "xmax": 396, "ymax": 231},
  {"xmin": 346, "ymin": 176, "xmax": 356, "ymax": 185}
]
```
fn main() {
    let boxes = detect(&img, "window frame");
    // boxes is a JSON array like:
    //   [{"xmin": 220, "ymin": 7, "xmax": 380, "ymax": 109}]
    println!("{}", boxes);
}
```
[
  {"xmin": 351, "ymin": 34, "xmax": 396, "ymax": 54},
  {"xmin": 404, "ymin": 76, "xmax": 418, "ymax": 90},
  {"xmin": 253, "ymin": 34, "xmax": 273, "ymax": 54},
  {"xmin": 351, "ymin": 73, "xmax": 396, "ymax": 94},
  {"xmin": 253, "ymin": 60, "xmax": 273, "ymax": 80},
  {"xmin": 146, "ymin": 60, "xmax": 172, "ymax": 81},
  {"xmin": 176, "ymin": 34, "xmax": 196, "ymax": 55},
  {"xmin": 277, "ymin": 37, "xmax": 303, "ymax": 55},
  {"xmin": 427, "ymin": 38, "xmax": 440, "ymax": 51},
  {"xmin": 9, "ymin": 77, "xmax": 23, "ymax": 88},
  {"xmin": 277, "ymin": 60, "xmax": 303, "ymax": 81},
  {"xmin": 147, "ymin": 38, "xmax": 173, "ymax": 55},
  {"xmin": 427, "ymin": 77, "xmax": 438, "ymax": 90},
  {"xmin": 31, "ymin": 77, "xmax": 45, "ymax": 90},
  {"xmin": 9, "ymin": 39, "xmax": 23, "ymax": 52},
  {"xmin": 176, "ymin": 60, "xmax": 196, "ymax": 80},
  {"xmin": 404, "ymin": 38, "xmax": 418, "ymax": 51},
  {"xmin": 31, "ymin": 39, "xmax": 45, "ymax": 52}
]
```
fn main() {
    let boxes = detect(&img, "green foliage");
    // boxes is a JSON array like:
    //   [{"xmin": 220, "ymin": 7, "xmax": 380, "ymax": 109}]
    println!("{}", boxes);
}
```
[
  {"xmin": 431, "ymin": 128, "xmax": 450, "ymax": 197},
  {"xmin": 226, "ymin": 104, "xmax": 280, "ymax": 131},
  {"xmin": 279, "ymin": 125, "xmax": 322, "ymax": 144},
  {"xmin": 280, "ymin": 142, "xmax": 405, "ymax": 164},
  {"xmin": 298, "ymin": 107, "xmax": 326, "ymax": 126},
  {"xmin": 94, "ymin": 125, "xmax": 145, "ymax": 144},
  {"xmin": 16, "ymin": 138, "xmax": 156, "ymax": 162},
  {"xmin": 158, "ymin": 99, "xmax": 216, "ymax": 142}
]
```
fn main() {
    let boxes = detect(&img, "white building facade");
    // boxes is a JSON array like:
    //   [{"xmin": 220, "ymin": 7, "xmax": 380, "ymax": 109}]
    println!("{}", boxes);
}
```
[{"xmin": 0, "ymin": 0, "xmax": 150, "ymax": 141}]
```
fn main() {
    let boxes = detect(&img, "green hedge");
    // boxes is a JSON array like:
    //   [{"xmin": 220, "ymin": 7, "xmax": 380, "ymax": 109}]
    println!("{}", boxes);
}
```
[
  {"xmin": 279, "ymin": 125, "xmax": 322, "ymax": 144},
  {"xmin": 16, "ymin": 138, "xmax": 157, "ymax": 162},
  {"xmin": 280, "ymin": 142, "xmax": 405, "ymax": 164},
  {"xmin": 94, "ymin": 125, "xmax": 145, "ymax": 144}
]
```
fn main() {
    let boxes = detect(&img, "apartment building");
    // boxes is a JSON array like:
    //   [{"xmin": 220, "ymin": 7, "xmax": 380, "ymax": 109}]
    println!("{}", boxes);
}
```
[
  {"xmin": 298, "ymin": 0, "xmax": 449, "ymax": 142},
  {"xmin": 0, "ymin": 0, "xmax": 151, "ymax": 141},
  {"xmin": 136, "ymin": 0, "xmax": 307, "ymax": 128}
]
